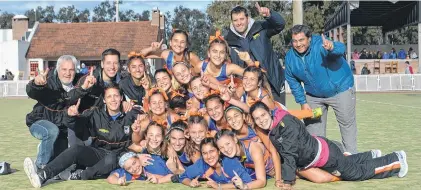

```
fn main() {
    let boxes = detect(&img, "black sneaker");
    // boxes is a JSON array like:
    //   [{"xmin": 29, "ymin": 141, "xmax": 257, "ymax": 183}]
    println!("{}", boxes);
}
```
[
  {"xmin": 57, "ymin": 164, "xmax": 77, "ymax": 180},
  {"xmin": 68, "ymin": 169, "xmax": 83, "ymax": 180}
]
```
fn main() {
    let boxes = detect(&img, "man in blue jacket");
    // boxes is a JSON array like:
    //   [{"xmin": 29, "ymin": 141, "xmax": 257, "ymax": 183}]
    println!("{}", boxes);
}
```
[
  {"xmin": 285, "ymin": 25, "xmax": 357, "ymax": 154},
  {"xmin": 225, "ymin": 3, "xmax": 286, "ymax": 105}
]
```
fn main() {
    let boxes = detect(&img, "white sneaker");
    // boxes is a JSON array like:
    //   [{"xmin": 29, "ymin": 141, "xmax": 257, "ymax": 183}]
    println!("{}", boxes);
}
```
[
  {"xmin": 371, "ymin": 150, "xmax": 382, "ymax": 158},
  {"xmin": 23, "ymin": 157, "xmax": 42, "ymax": 188},
  {"xmin": 395, "ymin": 150, "xmax": 408, "ymax": 178}
]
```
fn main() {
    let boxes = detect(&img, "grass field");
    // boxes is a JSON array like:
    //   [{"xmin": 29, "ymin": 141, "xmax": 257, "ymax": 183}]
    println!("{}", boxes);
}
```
[{"xmin": 0, "ymin": 93, "xmax": 420, "ymax": 190}]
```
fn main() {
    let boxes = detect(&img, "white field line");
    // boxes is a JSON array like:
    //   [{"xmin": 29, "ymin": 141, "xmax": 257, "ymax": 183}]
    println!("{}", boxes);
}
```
[{"xmin": 356, "ymin": 99, "xmax": 421, "ymax": 109}]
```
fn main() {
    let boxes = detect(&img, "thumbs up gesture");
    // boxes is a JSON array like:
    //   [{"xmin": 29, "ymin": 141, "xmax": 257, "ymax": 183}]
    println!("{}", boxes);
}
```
[
  {"xmin": 322, "ymin": 34, "xmax": 334, "ymax": 51},
  {"xmin": 255, "ymin": 2, "xmax": 270, "ymax": 17},
  {"xmin": 34, "ymin": 67, "xmax": 49, "ymax": 85},
  {"xmin": 68, "ymin": 99, "xmax": 81, "ymax": 116}
]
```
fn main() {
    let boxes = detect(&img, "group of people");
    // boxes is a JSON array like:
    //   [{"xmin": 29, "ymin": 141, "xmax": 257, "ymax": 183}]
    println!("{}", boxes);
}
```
[
  {"xmin": 23, "ymin": 4, "xmax": 408, "ymax": 190},
  {"xmin": 353, "ymin": 47, "xmax": 418, "ymax": 60},
  {"xmin": 1, "ymin": 69, "xmax": 14, "ymax": 80}
]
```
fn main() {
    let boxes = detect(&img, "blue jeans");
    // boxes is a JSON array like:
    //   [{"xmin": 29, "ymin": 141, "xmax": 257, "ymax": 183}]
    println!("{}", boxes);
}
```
[{"xmin": 29, "ymin": 120, "xmax": 60, "ymax": 168}]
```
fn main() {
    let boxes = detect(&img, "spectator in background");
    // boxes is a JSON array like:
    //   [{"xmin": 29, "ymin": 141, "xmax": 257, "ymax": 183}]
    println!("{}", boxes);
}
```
[
  {"xmin": 376, "ymin": 51, "xmax": 382, "ymax": 59},
  {"xmin": 367, "ymin": 51, "xmax": 373, "ymax": 59},
  {"xmin": 80, "ymin": 63, "xmax": 89, "ymax": 75},
  {"xmin": 359, "ymin": 49, "xmax": 367, "ymax": 59},
  {"xmin": 352, "ymin": 49, "xmax": 360, "ymax": 60},
  {"xmin": 409, "ymin": 47, "xmax": 418, "ymax": 59},
  {"xmin": 398, "ymin": 48, "xmax": 406, "ymax": 59},
  {"xmin": 1, "ymin": 75, "xmax": 5, "ymax": 80},
  {"xmin": 382, "ymin": 52, "xmax": 389, "ymax": 59},
  {"xmin": 5, "ymin": 69, "xmax": 14, "ymax": 80},
  {"xmin": 389, "ymin": 48, "xmax": 397, "ymax": 59},
  {"xmin": 361, "ymin": 63, "xmax": 371, "ymax": 75},
  {"xmin": 405, "ymin": 61, "xmax": 414, "ymax": 74}
]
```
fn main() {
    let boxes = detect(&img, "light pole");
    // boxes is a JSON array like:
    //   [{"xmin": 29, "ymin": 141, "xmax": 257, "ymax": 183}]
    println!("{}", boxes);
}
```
[{"xmin": 33, "ymin": 9, "xmax": 37, "ymax": 22}]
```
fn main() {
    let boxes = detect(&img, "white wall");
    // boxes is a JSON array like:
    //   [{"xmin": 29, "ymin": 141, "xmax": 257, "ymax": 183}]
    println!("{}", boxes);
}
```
[
  {"xmin": 0, "ymin": 40, "xmax": 30, "ymax": 80},
  {"xmin": 0, "ymin": 29, "xmax": 13, "ymax": 42},
  {"xmin": 0, "ymin": 41, "xmax": 19, "ymax": 80},
  {"xmin": 18, "ymin": 41, "xmax": 30, "ymax": 79}
]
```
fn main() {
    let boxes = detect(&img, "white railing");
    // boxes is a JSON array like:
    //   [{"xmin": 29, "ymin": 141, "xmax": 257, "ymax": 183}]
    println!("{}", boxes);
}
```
[
  {"xmin": 0, "ymin": 80, "xmax": 30, "ymax": 97},
  {"xmin": 284, "ymin": 74, "xmax": 421, "ymax": 93},
  {"xmin": 1, "ymin": 75, "xmax": 420, "ymax": 97}
]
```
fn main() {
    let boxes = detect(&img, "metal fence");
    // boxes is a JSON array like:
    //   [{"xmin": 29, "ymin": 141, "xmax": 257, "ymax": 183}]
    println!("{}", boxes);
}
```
[
  {"xmin": 284, "ymin": 74, "xmax": 421, "ymax": 93},
  {"xmin": 1, "ymin": 74, "xmax": 421, "ymax": 97}
]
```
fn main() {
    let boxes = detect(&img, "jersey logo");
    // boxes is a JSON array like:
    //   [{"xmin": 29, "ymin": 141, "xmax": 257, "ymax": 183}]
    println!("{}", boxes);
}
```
[
  {"xmin": 124, "ymin": 126, "xmax": 130, "ymax": 135},
  {"xmin": 253, "ymin": 33, "xmax": 260, "ymax": 40},
  {"xmin": 99, "ymin": 128, "xmax": 109, "ymax": 133}
]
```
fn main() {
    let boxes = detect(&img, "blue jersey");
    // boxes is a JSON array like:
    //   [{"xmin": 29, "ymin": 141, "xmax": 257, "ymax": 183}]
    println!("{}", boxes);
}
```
[
  {"xmin": 179, "ymin": 157, "xmax": 252, "ymax": 184},
  {"xmin": 110, "ymin": 155, "xmax": 172, "ymax": 181}
]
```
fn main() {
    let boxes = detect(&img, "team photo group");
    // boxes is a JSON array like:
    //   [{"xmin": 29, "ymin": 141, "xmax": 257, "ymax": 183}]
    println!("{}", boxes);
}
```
[{"xmin": 22, "ymin": 4, "xmax": 408, "ymax": 190}]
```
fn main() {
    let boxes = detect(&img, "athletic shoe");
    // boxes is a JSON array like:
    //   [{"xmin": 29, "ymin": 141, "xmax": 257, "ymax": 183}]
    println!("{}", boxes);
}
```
[
  {"xmin": 24, "ymin": 157, "xmax": 47, "ymax": 188},
  {"xmin": 57, "ymin": 164, "xmax": 77, "ymax": 180},
  {"xmin": 371, "ymin": 150, "xmax": 382, "ymax": 158},
  {"xmin": 312, "ymin": 107, "xmax": 323, "ymax": 119},
  {"xmin": 61, "ymin": 169, "xmax": 83, "ymax": 180},
  {"xmin": 395, "ymin": 150, "xmax": 408, "ymax": 178}
]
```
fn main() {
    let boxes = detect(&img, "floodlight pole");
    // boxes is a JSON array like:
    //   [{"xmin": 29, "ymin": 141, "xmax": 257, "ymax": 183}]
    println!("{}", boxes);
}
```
[
  {"xmin": 293, "ymin": 0, "xmax": 303, "ymax": 25},
  {"xmin": 116, "ymin": 0, "xmax": 119, "ymax": 22}
]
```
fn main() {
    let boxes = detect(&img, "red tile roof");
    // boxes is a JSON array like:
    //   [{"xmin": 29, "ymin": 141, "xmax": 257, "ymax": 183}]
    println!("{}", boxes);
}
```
[{"xmin": 27, "ymin": 21, "xmax": 160, "ymax": 59}]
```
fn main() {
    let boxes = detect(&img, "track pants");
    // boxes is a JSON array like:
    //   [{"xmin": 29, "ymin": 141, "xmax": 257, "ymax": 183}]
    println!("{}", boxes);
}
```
[{"xmin": 320, "ymin": 137, "xmax": 400, "ymax": 181}]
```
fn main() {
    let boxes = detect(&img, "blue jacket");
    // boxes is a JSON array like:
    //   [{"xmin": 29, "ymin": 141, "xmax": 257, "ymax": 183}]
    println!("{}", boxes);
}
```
[
  {"xmin": 398, "ymin": 50, "xmax": 406, "ymax": 59},
  {"xmin": 225, "ymin": 11, "xmax": 285, "ymax": 95},
  {"xmin": 285, "ymin": 35, "xmax": 354, "ymax": 105}
]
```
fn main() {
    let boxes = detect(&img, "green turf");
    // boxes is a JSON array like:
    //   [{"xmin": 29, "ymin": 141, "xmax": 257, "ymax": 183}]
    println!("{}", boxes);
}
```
[{"xmin": 0, "ymin": 93, "xmax": 420, "ymax": 189}]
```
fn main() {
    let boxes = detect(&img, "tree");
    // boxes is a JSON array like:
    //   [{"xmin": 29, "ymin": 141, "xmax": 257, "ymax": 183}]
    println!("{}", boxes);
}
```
[
  {"xmin": 77, "ymin": 9, "xmax": 90, "ymax": 23},
  {"xmin": 42, "ymin": 6, "xmax": 55, "ymax": 23},
  {"xmin": 92, "ymin": 0, "xmax": 117, "ymax": 22},
  {"xmin": 57, "ymin": 5, "xmax": 78, "ymax": 23},
  {"xmin": 24, "ymin": 6, "xmax": 55, "ymax": 28},
  {"xmin": 170, "ymin": 6, "xmax": 213, "ymax": 59},
  {"xmin": 119, "ymin": 9, "xmax": 136, "ymax": 21},
  {"xmin": 140, "ymin": 10, "xmax": 150, "ymax": 21},
  {"xmin": 0, "ymin": 11, "xmax": 15, "ymax": 29}
]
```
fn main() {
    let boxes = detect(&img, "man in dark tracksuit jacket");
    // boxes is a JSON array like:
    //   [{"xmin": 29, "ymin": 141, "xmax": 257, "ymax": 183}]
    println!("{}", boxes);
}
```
[
  {"xmin": 225, "ymin": 5, "xmax": 286, "ymax": 105},
  {"xmin": 267, "ymin": 109, "xmax": 407, "ymax": 188},
  {"xmin": 68, "ymin": 49, "xmax": 122, "ymax": 145},
  {"xmin": 24, "ymin": 101, "xmax": 142, "ymax": 188},
  {"xmin": 26, "ymin": 58, "xmax": 82, "ymax": 170}
]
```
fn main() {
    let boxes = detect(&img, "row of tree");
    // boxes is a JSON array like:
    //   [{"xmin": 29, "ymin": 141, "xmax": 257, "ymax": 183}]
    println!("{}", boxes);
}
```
[
  {"xmin": 1, "ymin": 1, "xmax": 418, "ymax": 58},
  {"xmin": 0, "ymin": 0, "xmax": 150, "ymax": 29},
  {"xmin": 167, "ymin": 1, "xmax": 419, "ymax": 58}
]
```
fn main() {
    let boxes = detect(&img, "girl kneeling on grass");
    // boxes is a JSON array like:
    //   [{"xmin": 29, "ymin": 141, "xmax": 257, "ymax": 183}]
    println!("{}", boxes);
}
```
[
  {"xmin": 249, "ymin": 102, "xmax": 409, "ymax": 190},
  {"xmin": 107, "ymin": 152, "xmax": 173, "ymax": 185}
]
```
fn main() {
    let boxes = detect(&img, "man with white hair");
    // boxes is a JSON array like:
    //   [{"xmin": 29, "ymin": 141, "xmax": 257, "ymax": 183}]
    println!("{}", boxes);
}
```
[{"xmin": 25, "ymin": 55, "xmax": 94, "ymax": 170}]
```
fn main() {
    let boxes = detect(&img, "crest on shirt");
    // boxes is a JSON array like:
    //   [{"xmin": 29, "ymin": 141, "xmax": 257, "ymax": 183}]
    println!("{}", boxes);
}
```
[
  {"xmin": 99, "ymin": 128, "xmax": 109, "ymax": 133},
  {"xmin": 253, "ymin": 33, "xmax": 260, "ymax": 40},
  {"xmin": 124, "ymin": 126, "xmax": 130, "ymax": 135}
]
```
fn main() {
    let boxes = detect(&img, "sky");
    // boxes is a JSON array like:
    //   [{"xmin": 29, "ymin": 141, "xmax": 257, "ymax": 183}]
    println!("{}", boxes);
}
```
[{"xmin": 0, "ymin": 0, "xmax": 213, "ymax": 17}]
